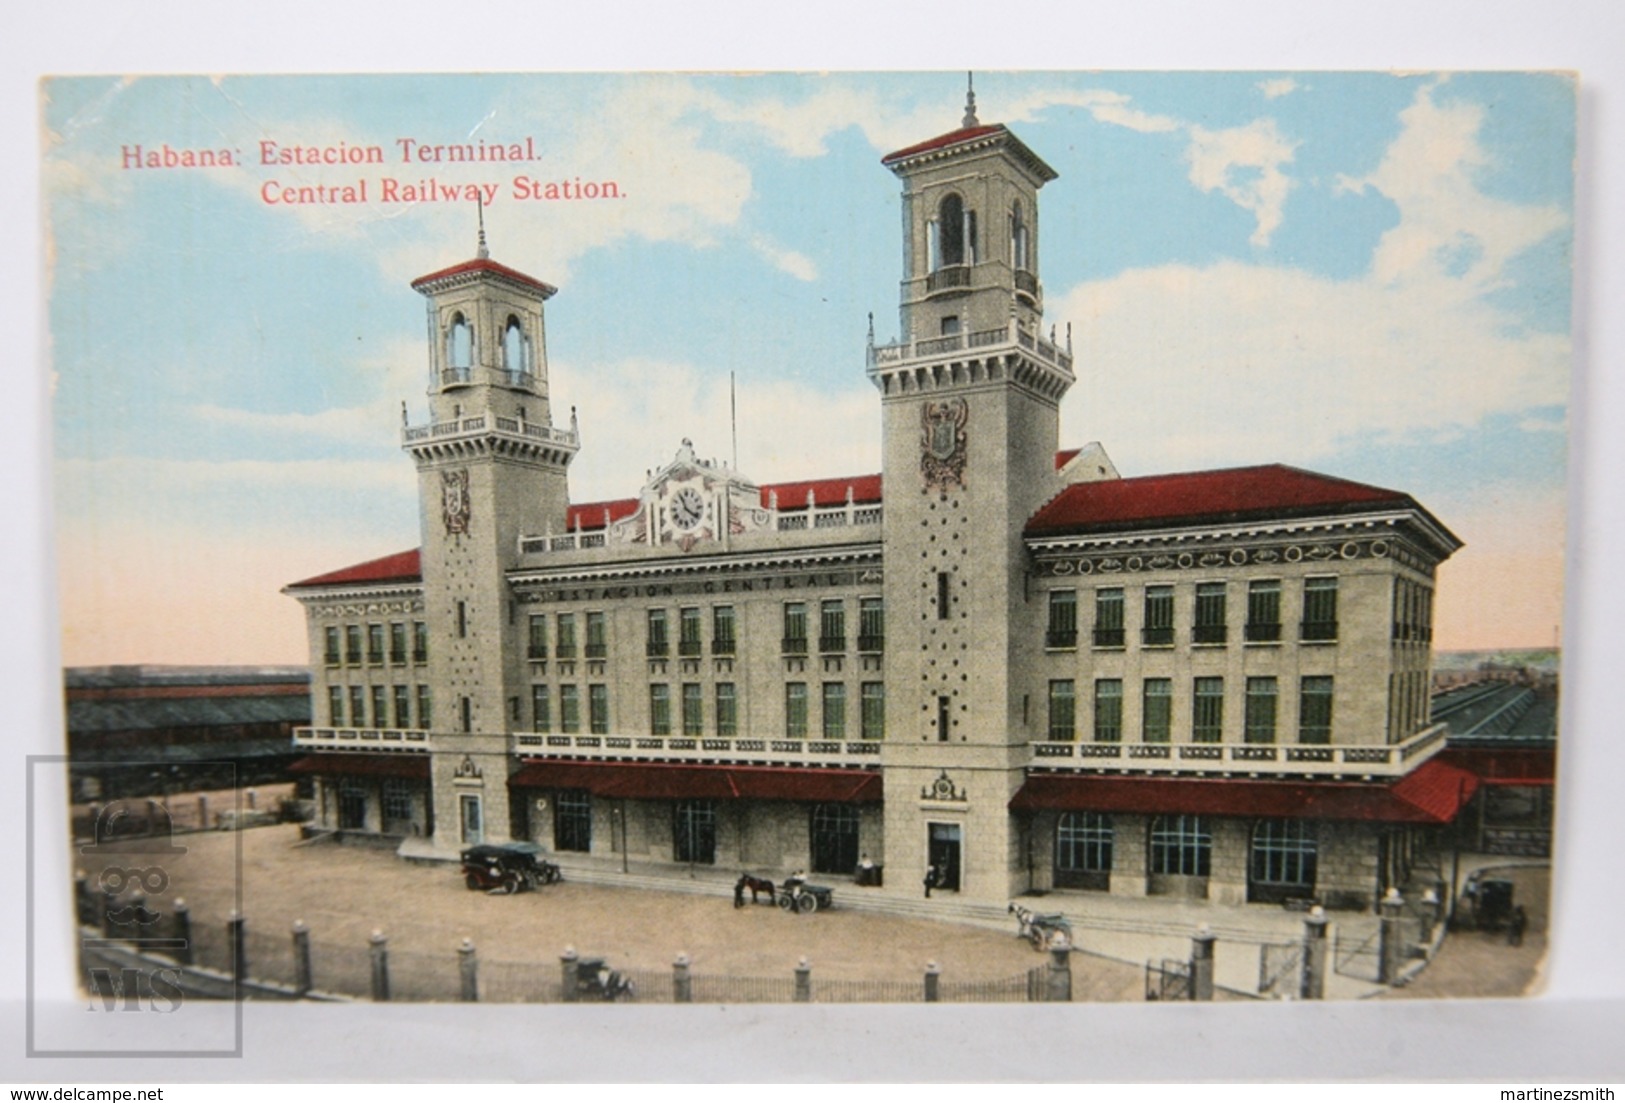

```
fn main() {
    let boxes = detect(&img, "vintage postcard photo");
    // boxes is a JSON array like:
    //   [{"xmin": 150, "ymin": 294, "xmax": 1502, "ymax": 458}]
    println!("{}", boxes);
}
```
[{"xmin": 40, "ymin": 70, "xmax": 1570, "ymax": 1036}]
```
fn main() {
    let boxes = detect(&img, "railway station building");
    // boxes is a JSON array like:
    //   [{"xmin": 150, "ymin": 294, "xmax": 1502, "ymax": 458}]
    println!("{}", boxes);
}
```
[{"xmin": 285, "ymin": 94, "xmax": 1473, "ymax": 912}]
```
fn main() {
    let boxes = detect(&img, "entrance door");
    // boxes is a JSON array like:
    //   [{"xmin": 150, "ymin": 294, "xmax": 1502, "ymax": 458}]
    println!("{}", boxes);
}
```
[
  {"xmin": 810, "ymin": 804, "xmax": 860, "ymax": 875},
  {"xmin": 338, "ymin": 781, "xmax": 367, "ymax": 830},
  {"xmin": 674, "ymin": 799, "xmax": 717, "ymax": 865},
  {"xmin": 460, "ymin": 793, "xmax": 483, "ymax": 845},
  {"xmin": 928, "ymin": 823, "xmax": 962, "ymax": 892}
]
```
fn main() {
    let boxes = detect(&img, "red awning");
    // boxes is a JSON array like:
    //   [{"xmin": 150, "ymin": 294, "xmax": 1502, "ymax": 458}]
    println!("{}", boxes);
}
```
[
  {"xmin": 1009, "ymin": 757, "xmax": 1480, "ymax": 825},
  {"xmin": 289, "ymin": 753, "xmax": 430, "ymax": 781},
  {"xmin": 1436, "ymin": 747, "xmax": 1556, "ymax": 786},
  {"xmin": 510, "ymin": 759, "xmax": 882, "ymax": 803}
]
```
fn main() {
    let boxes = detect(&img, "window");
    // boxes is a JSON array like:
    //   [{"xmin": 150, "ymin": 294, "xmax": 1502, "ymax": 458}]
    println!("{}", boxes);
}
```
[
  {"xmin": 447, "ymin": 312, "xmax": 472, "ymax": 369},
  {"xmin": 783, "ymin": 603, "xmax": 808, "ymax": 655},
  {"xmin": 1056, "ymin": 812, "xmax": 1113, "ymax": 889},
  {"xmin": 1247, "ymin": 580, "xmax": 1282, "ymax": 642},
  {"xmin": 412, "ymin": 622, "xmax": 428, "ymax": 664},
  {"xmin": 456, "ymin": 601, "xmax": 467, "ymax": 639},
  {"xmin": 678, "ymin": 607, "xmax": 702, "ymax": 657},
  {"xmin": 1047, "ymin": 590, "xmax": 1078, "ymax": 649},
  {"xmin": 646, "ymin": 609, "xmax": 669, "ymax": 658},
  {"xmin": 556, "ymin": 614, "xmax": 577, "ymax": 659},
  {"xmin": 416, "ymin": 685, "xmax": 431, "ymax": 730},
  {"xmin": 502, "ymin": 316, "xmax": 529, "ymax": 377},
  {"xmin": 1142, "ymin": 586, "xmax": 1174, "ymax": 646},
  {"xmin": 560, "ymin": 685, "xmax": 580, "ymax": 733},
  {"xmin": 858, "ymin": 597, "xmax": 885, "ymax": 653},
  {"xmin": 819, "ymin": 600, "xmax": 846, "ymax": 654},
  {"xmin": 674, "ymin": 800, "xmax": 717, "ymax": 865},
  {"xmin": 861, "ymin": 682, "xmax": 885, "ymax": 741},
  {"xmin": 1251, "ymin": 820, "xmax": 1317, "ymax": 892},
  {"xmin": 324, "ymin": 627, "xmax": 341, "ymax": 667},
  {"xmin": 1150, "ymin": 815, "xmax": 1212, "ymax": 877},
  {"xmin": 348, "ymin": 686, "xmax": 365, "ymax": 728},
  {"xmin": 460, "ymin": 696, "xmax": 472, "ymax": 734},
  {"xmin": 712, "ymin": 605, "xmax": 736, "ymax": 656},
  {"xmin": 1299, "ymin": 676, "xmax": 1334, "ymax": 744},
  {"xmin": 1301, "ymin": 577, "xmax": 1339, "ymax": 641},
  {"xmin": 810, "ymin": 803, "xmax": 861, "ymax": 875},
  {"xmin": 940, "ymin": 315, "xmax": 961, "ymax": 337},
  {"xmin": 1193, "ymin": 677, "xmax": 1224, "ymax": 743},
  {"xmin": 1093, "ymin": 588, "xmax": 1125, "ymax": 647},
  {"xmin": 1194, "ymin": 582, "xmax": 1227, "ymax": 644},
  {"xmin": 527, "ymin": 615, "xmax": 548, "ymax": 660},
  {"xmin": 345, "ymin": 625, "xmax": 363, "ymax": 666},
  {"xmin": 1092, "ymin": 679, "xmax": 1123, "ymax": 742},
  {"xmin": 936, "ymin": 572, "xmax": 951, "ymax": 620},
  {"xmin": 1143, "ymin": 679, "xmax": 1172, "ymax": 743},
  {"xmin": 369, "ymin": 686, "xmax": 389, "ymax": 726},
  {"xmin": 682, "ymin": 683, "xmax": 703, "ymax": 737},
  {"xmin": 937, "ymin": 696, "xmax": 951, "ymax": 742},
  {"xmin": 382, "ymin": 778, "xmax": 414, "ymax": 825},
  {"xmin": 716, "ymin": 683, "xmax": 737, "ymax": 738},
  {"xmin": 1010, "ymin": 199, "xmax": 1030, "ymax": 272},
  {"xmin": 585, "ymin": 611, "xmax": 607, "ymax": 659},
  {"xmin": 393, "ymin": 685, "xmax": 411, "ymax": 729},
  {"xmin": 554, "ymin": 790, "xmax": 591, "ymax": 853},
  {"xmin": 1048, "ymin": 680, "xmax": 1076, "ymax": 741},
  {"xmin": 649, "ymin": 684, "xmax": 671, "ymax": 735},
  {"xmin": 934, "ymin": 192, "xmax": 969, "ymax": 269},
  {"xmin": 588, "ymin": 685, "xmax": 608, "ymax": 735},
  {"xmin": 822, "ymin": 683, "xmax": 846, "ymax": 740},
  {"xmin": 327, "ymin": 685, "xmax": 344, "ymax": 726},
  {"xmin": 785, "ymin": 683, "xmax": 808, "ymax": 738},
  {"xmin": 532, "ymin": 685, "xmax": 550, "ymax": 733},
  {"xmin": 1244, "ymin": 677, "xmax": 1278, "ymax": 744},
  {"xmin": 390, "ymin": 622, "xmax": 407, "ymax": 665},
  {"xmin": 367, "ymin": 624, "xmax": 385, "ymax": 664}
]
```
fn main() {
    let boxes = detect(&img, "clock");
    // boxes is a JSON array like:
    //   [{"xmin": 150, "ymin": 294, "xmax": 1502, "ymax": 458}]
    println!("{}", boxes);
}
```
[{"xmin": 671, "ymin": 486, "xmax": 705, "ymax": 531}]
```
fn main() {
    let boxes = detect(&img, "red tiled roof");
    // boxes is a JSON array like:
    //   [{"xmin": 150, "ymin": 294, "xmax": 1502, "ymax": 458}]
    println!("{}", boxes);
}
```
[
  {"xmin": 289, "ymin": 753, "xmax": 430, "ymax": 780},
  {"xmin": 287, "ymin": 549, "xmax": 422, "ymax": 589},
  {"xmin": 1008, "ymin": 757, "xmax": 1479, "ymax": 824},
  {"xmin": 1026, "ymin": 464, "xmax": 1423, "ymax": 537},
  {"xmin": 1055, "ymin": 448, "xmax": 1081, "ymax": 470},
  {"xmin": 1437, "ymin": 747, "xmax": 1556, "ymax": 786},
  {"xmin": 511, "ymin": 759, "xmax": 882, "ymax": 803},
  {"xmin": 567, "ymin": 498, "xmax": 639, "ymax": 531},
  {"xmin": 882, "ymin": 123, "xmax": 1007, "ymax": 165},
  {"xmin": 410, "ymin": 257, "xmax": 557, "ymax": 297},
  {"xmin": 762, "ymin": 473, "xmax": 883, "ymax": 511}
]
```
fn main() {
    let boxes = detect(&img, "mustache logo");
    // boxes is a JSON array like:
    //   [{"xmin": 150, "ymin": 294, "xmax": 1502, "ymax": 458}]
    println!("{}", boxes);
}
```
[{"xmin": 104, "ymin": 904, "xmax": 164, "ymax": 928}]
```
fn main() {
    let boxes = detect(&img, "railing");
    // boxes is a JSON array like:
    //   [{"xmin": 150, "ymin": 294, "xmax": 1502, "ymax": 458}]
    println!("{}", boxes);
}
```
[
  {"xmin": 1028, "ymin": 722, "xmax": 1450, "ymax": 779},
  {"xmin": 404, "ymin": 412, "xmax": 579, "ymax": 449},
  {"xmin": 1045, "ymin": 629, "xmax": 1078, "ymax": 650},
  {"xmin": 510, "ymin": 731, "xmax": 882, "ymax": 766},
  {"xmin": 294, "ymin": 727, "xmax": 430, "ymax": 750},
  {"xmin": 926, "ymin": 264, "xmax": 972, "ymax": 293},
  {"xmin": 777, "ymin": 502, "xmax": 883, "ymax": 531},
  {"xmin": 868, "ymin": 320, "xmax": 1073, "ymax": 375},
  {"xmin": 1014, "ymin": 269, "xmax": 1039, "ymax": 297}
]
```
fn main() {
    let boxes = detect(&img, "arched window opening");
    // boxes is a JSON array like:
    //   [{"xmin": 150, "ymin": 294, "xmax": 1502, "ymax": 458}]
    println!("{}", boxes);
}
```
[
  {"xmin": 809, "ymin": 803, "xmax": 861, "ymax": 875},
  {"xmin": 936, "ymin": 193, "xmax": 966, "ymax": 269},
  {"xmin": 502, "ymin": 316, "xmax": 526, "ymax": 374},
  {"xmin": 1010, "ymin": 199, "xmax": 1030, "ymax": 272},
  {"xmin": 1149, "ymin": 814, "xmax": 1212, "ymax": 879},
  {"xmin": 1055, "ymin": 811, "xmax": 1113, "ymax": 891},
  {"xmin": 446, "ymin": 313, "xmax": 472, "ymax": 371},
  {"xmin": 1248, "ymin": 819, "xmax": 1318, "ymax": 903}
]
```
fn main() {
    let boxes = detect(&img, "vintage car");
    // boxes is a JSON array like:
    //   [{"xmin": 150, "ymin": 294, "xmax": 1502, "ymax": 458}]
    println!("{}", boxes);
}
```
[{"xmin": 459, "ymin": 842, "xmax": 562, "ymax": 894}]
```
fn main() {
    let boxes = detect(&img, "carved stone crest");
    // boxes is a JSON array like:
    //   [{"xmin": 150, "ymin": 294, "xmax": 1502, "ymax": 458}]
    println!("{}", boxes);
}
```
[
  {"xmin": 920, "ymin": 398, "xmax": 968, "ymax": 494},
  {"xmin": 453, "ymin": 755, "xmax": 482, "ymax": 780},
  {"xmin": 441, "ymin": 469, "xmax": 471, "ymax": 535},
  {"xmin": 921, "ymin": 769, "xmax": 966, "ymax": 803}
]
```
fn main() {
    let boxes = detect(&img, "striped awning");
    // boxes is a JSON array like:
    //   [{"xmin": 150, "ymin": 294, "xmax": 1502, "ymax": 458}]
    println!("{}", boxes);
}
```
[{"xmin": 509, "ymin": 759, "xmax": 882, "ymax": 803}]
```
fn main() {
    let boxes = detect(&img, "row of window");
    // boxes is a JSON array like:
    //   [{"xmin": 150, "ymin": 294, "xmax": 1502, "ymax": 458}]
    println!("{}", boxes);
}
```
[
  {"xmin": 530, "ymin": 681, "xmax": 888, "ymax": 741},
  {"xmin": 924, "ymin": 194, "xmax": 1032, "ymax": 275},
  {"xmin": 1392, "ymin": 577, "xmax": 1436, "ymax": 644},
  {"xmin": 1388, "ymin": 669, "xmax": 1431, "ymax": 742},
  {"xmin": 1046, "ymin": 676, "xmax": 1334, "ymax": 744},
  {"xmin": 526, "ymin": 599, "xmax": 886, "ymax": 661},
  {"xmin": 324, "ymin": 622, "xmax": 429, "ymax": 668},
  {"xmin": 1056, "ymin": 813, "xmax": 1317, "ymax": 886},
  {"xmin": 1045, "ymin": 579, "xmax": 1339, "ymax": 650},
  {"xmin": 327, "ymin": 683, "xmax": 431, "ymax": 730}
]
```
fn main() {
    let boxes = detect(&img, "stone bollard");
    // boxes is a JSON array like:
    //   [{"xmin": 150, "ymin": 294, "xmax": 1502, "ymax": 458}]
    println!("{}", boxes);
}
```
[
  {"xmin": 369, "ymin": 929, "xmax": 390, "ymax": 1002},
  {"xmin": 198, "ymin": 794, "xmax": 209, "ymax": 829},
  {"xmin": 1378, "ymin": 888, "xmax": 1406, "ymax": 985},
  {"xmin": 1299, "ymin": 906, "xmax": 1328, "ymax": 1000},
  {"xmin": 246, "ymin": 788, "xmax": 257, "ymax": 811},
  {"xmin": 673, "ymin": 953, "xmax": 692, "ymax": 1004},
  {"xmin": 1419, "ymin": 888, "xmax": 1441, "ymax": 946},
  {"xmin": 794, "ymin": 957, "xmax": 811, "ymax": 1003},
  {"xmin": 146, "ymin": 800, "xmax": 161, "ymax": 835},
  {"xmin": 1190, "ymin": 924, "xmax": 1216, "ymax": 1001},
  {"xmin": 292, "ymin": 920, "xmax": 312, "ymax": 997},
  {"xmin": 172, "ymin": 898, "xmax": 194, "ymax": 965},
  {"xmin": 1046, "ymin": 932, "xmax": 1073, "ymax": 1003},
  {"xmin": 459, "ymin": 938, "xmax": 479, "ymax": 1002},
  {"xmin": 228, "ymin": 912, "xmax": 248, "ymax": 985},
  {"xmin": 924, "ymin": 961, "xmax": 941, "ymax": 1003},
  {"xmin": 560, "ymin": 946, "xmax": 580, "ymax": 1003}
]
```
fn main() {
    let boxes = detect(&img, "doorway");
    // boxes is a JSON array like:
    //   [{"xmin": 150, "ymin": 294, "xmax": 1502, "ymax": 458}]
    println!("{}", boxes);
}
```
[
  {"xmin": 928, "ymin": 822, "xmax": 962, "ymax": 892},
  {"xmin": 460, "ymin": 793, "xmax": 483, "ymax": 845}
]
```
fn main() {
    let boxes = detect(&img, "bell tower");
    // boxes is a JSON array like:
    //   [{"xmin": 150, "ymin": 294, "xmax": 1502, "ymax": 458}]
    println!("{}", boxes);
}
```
[
  {"xmin": 404, "ymin": 219, "xmax": 578, "ymax": 852},
  {"xmin": 870, "ymin": 80, "xmax": 1075, "ymax": 900}
]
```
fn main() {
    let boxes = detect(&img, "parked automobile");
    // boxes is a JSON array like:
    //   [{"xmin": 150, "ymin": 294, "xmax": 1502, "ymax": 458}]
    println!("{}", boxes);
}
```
[{"xmin": 459, "ymin": 842, "xmax": 562, "ymax": 894}]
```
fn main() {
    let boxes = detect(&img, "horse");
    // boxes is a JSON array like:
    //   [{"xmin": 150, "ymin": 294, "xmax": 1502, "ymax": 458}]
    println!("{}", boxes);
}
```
[
  {"xmin": 735, "ymin": 873, "xmax": 775, "ymax": 907},
  {"xmin": 1009, "ymin": 902, "xmax": 1072, "ymax": 950}
]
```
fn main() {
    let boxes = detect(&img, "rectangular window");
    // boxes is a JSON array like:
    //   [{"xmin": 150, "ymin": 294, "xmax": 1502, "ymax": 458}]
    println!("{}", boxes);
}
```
[
  {"xmin": 1093, "ymin": 679, "xmax": 1123, "ymax": 742},
  {"xmin": 682, "ymin": 683, "xmax": 703, "ymax": 736},
  {"xmin": 1142, "ymin": 586, "xmax": 1174, "ymax": 646},
  {"xmin": 560, "ymin": 685, "xmax": 580, "ymax": 733},
  {"xmin": 1193, "ymin": 678, "xmax": 1224, "ymax": 742},
  {"xmin": 858, "ymin": 597, "xmax": 885, "ymax": 653},
  {"xmin": 416, "ymin": 685, "xmax": 431, "ymax": 730},
  {"xmin": 586, "ymin": 611, "xmax": 607, "ymax": 659},
  {"xmin": 1301, "ymin": 577, "xmax": 1339, "ymax": 641},
  {"xmin": 327, "ymin": 685, "xmax": 344, "ymax": 726},
  {"xmin": 348, "ymin": 685, "xmax": 366, "ymax": 728},
  {"xmin": 460, "ymin": 696, "xmax": 472, "ymax": 734},
  {"xmin": 712, "ymin": 605, "xmax": 736, "ymax": 656},
  {"xmin": 649, "ymin": 684, "xmax": 671, "ymax": 735},
  {"xmin": 367, "ymin": 623, "xmax": 385, "ymax": 665},
  {"xmin": 646, "ymin": 609, "xmax": 669, "ymax": 658},
  {"xmin": 822, "ymin": 682, "xmax": 846, "ymax": 740},
  {"xmin": 393, "ymin": 685, "xmax": 411, "ymax": 729},
  {"xmin": 345, "ymin": 625, "xmax": 363, "ymax": 666},
  {"xmin": 1093, "ymin": 588, "xmax": 1125, "ymax": 647},
  {"xmin": 1193, "ymin": 582, "xmax": 1227, "ymax": 645},
  {"xmin": 1247, "ymin": 580, "xmax": 1282, "ymax": 642},
  {"xmin": 389, "ymin": 622, "xmax": 407, "ymax": 665},
  {"xmin": 556, "ymin": 613, "xmax": 578, "ymax": 659},
  {"xmin": 786, "ymin": 683, "xmax": 809, "ymax": 738},
  {"xmin": 1048, "ymin": 679, "xmax": 1076, "ymax": 741},
  {"xmin": 861, "ymin": 682, "xmax": 885, "ymax": 740},
  {"xmin": 1299, "ymin": 676, "xmax": 1334, "ymax": 744},
  {"xmin": 678, "ymin": 607, "xmax": 702, "ymax": 657},
  {"xmin": 1047, "ymin": 589, "xmax": 1078, "ymax": 649},
  {"xmin": 936, "ymin": 572, "xmax": 951, "ymax": 620},
  {"xmin": 532, "ymin": 685, "xmax": 551, "ymax": 733},
  {"xmin": 527, "ymin": 614, "xmax": 548, "ymax": 660},
  {"xmin": 819, "ymin": 600, "xmax": 846, "ymax": 654},
  {"xmin": 783, "ymin": 602, "xmax": 808, "ymax": 655},
  {"xmin": 716, "ymin": 683, "xmax": 737, "ymax": 737},
  {"xmin": 412, "ymin": 621, "xmax": 428, "ymax": 664},
  {"xmin": 381, "ymin": 778, "xmax": 414, "ymax": 824},
  {"xmin": 1143, "ymin": 678, "xmax": 1172, "ymax": 743},
  {"xmin": 456, "ymin": 601, "xmax": 467, "ymax": 639},
  {"xmin": 937, "ymin": 695, "xmax": 951, "ymax": 742},
  {"xmin": 1245, "ymin": 677, "xmax": 1278, "ymax": 744},
  {"xmin": 324, "ymin": 627, "xmax": 341, "ymax": 667},
  {"xmin": 588, "ymin": 684, "xmax": 608, "ymax": 735},
  {"xmin": 554, "ymin": 790, "xmax": 592, "ymax": 853}
]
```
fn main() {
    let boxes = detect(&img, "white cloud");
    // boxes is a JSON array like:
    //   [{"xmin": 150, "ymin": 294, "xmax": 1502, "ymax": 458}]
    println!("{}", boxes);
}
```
[
  {"xmin": 749, "ymin": 234, "xmax": 819, "ymax": 281},
  {"xmin": 1257, "ymin": 78, "xmax": 1300, "ymax": 100},
  {"xmin": 1185, "ymin": 119, "xmax": 1299, "ymax": 246}
]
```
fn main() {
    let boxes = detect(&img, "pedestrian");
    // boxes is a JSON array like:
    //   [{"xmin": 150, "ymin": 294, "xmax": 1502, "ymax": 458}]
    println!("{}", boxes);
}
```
[
  {"xmin": 1508, "ymin": 905, "xmax": 1527, "ymax": 947},
  {"xmin": 923, "ymin": 864, "xmax": 938, "ymax": 899}
]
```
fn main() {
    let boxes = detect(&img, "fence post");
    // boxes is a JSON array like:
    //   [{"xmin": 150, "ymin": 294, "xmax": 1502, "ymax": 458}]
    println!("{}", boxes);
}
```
[
  {"xmin": 673, "ymin": 953, "xmax": 692, "ymax": 1003},
  {"xmin": 292, "ymin": 920, "xmax": 311, "ymax": 997},
  {"xmin": 1190, "ymin": 924, "xmax": 1216, "ymax": 1001},
  {"xmin": 1299, "ymin": 906, "xmax": 1328, "ymax": 1000},
  {"xmin": 794, "ymin": 957, "xmax": 811, "ymax": 1003},
  {"xmin": 369, "ymin": 929, "xmax": 390, "ymax": 1002},
  {"xmin": 170, "ymin": 897, "xmax": 193, "ymax": 965},
  {"xmin": 1378, "ymin": 888, "xmax": 1406, "ymax": 985},
  {"xmin": 924, "ymin": 961, "xmax": 940, "ymax": 1003},
  {"xmin": 198, "ymin": 794, "xmax": 210, "ymax": 829},
  {"xmin": 560, "ymin": 946, "xmax": 580, "ymax": 1003},
  {"xmin": 146, "ymin": 799, "xmax": 161, "ymax": 835},
  {"xmin": 1045, "ymin": 933, "xmax": 1073, "ymax": 1003},
  {"xmin": 459, "ymin": 938, "xmax": 479, "ymax": 1002},
  {"xmin": 1419, "ymin": 888, "xmax": 1441, "ymax": 946},
  {"xmin": 228, "ymin": 912, "xmax": 248, "ymax": 985}
]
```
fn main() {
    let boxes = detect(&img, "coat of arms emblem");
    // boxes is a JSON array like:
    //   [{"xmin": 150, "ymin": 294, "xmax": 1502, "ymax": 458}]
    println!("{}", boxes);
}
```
[
  {"xmin": 441, "ymin": 469, "xmax": 471, "ymax": 535},
  {"xmin": 920, "ymin": 398, "xmax": 969, "ymax": 494}
]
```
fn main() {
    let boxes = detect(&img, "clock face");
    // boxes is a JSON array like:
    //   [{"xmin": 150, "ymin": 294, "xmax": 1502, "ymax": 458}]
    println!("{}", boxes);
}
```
[{"xmin": 671, "ymin": 486, "xmax": 705, "ymax": 531}]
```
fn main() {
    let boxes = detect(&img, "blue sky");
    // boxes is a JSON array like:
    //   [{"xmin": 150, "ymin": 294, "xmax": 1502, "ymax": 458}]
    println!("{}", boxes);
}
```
[{"xmin": 44, "ymin": 71, "xmax": 1574, "ymax": 661}]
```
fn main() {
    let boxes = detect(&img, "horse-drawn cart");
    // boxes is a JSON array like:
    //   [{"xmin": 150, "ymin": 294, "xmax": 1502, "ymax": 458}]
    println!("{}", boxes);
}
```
[
  {"xmin": 1009, "ymin": 902, "xmax": 1073, "ymax": 950},
  {"xmin": 777, "ymin": 874, "xmax": 835, "ymax": 914}
]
